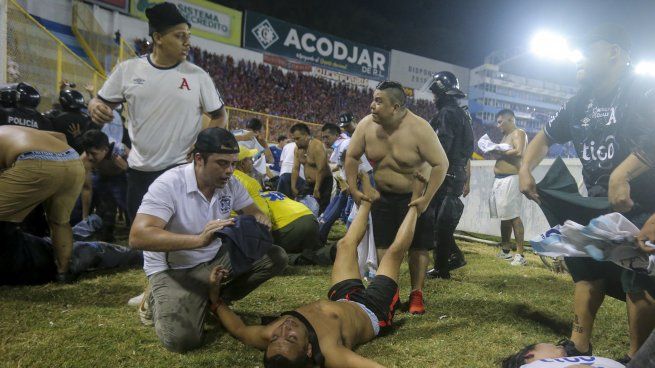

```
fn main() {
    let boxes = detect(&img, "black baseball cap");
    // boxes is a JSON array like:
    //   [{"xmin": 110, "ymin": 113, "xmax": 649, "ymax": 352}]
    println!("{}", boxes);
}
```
[
  {"xmin": 576, "ymin": 24, "xmax": 631, "ymax": 53},
  {"xmin": 338, "ymin": 113, "xmax": 354, "ymax": 127},
  {"xmin": 194, "ymin": 128, "xmax": 239, "ymax": 154},
  {"xmin": 145, "ymin": 2, "xmax": 191, "ymax": 36}
]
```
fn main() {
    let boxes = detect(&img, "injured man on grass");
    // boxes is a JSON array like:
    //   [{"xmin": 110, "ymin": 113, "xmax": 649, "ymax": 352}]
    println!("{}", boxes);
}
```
[{"xmin": 206, "ymin": 172, "xmax": 427, "ymax": 368}]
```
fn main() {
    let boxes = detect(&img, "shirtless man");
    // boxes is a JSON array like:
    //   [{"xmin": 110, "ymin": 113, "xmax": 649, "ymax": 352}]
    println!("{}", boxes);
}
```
[
  {"xmin": 0, "ymin": 126, "xmax": 85, "ymax": 282},
  {"xmin": 490, "ymin": 109, "xmax": 528, "ymax": 266},
  {"xmin": 208, "ymin": 173, "xmax": 426, "ymax": 368},
  {"xmin": 290, "ymin": 123, "xmax": 333, "ymax": 215},
  {"xmin": 345, "ymin": 81, "xmax": 448, "ymax": 314}
]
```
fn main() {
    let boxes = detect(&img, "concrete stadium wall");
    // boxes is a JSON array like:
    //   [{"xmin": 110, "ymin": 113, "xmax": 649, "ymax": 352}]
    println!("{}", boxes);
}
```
[{"xmin": 458, "ymin": 159, "xmax": 584, "ymax": 240}]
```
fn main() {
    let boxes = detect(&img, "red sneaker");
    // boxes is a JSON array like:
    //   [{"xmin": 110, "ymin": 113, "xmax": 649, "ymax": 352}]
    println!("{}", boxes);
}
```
[{"xmin": 408, "ymin": 290, "xmax": 425, "ymax": 315}]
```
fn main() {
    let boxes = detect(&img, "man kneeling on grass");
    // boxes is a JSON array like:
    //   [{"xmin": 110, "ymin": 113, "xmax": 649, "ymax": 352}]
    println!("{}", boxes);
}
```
[{"xmin": 207, "ymin": 173, "xmax": 427, "ymax": 368}]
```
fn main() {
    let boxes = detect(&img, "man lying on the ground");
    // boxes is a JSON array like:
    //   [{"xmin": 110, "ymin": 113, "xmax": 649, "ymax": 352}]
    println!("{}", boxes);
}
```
[
  {"xmin": 501, "ymin": 340, "xmax": 624, "ymax": 368},
  {"xmin": 207, "ymin": 172, "xmax": 427, "ymax": 368},
  {"xmin": 0, "ymin": 125, "xmax": 85, "ymax": 283},
  {"xmin": 0, "ymin": 222, "xmax": 142, "ymax": 285}
]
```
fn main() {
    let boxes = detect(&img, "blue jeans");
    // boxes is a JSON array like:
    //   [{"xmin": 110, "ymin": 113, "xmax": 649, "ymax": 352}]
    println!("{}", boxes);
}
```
[
  {"xmin": 276, "ymin": 173, "xmax": 305, "ymax": 199},
  {"xmin": 318, "ymin": 191, "xmax": 349, "ymax": 244},
  {"xmin": 94, "ymin": 173, "xmax": 128, "ymax": 225}
]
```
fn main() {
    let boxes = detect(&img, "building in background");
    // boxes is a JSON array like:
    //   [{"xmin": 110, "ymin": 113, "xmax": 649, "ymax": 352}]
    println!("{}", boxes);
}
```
[{"xmin": 467, "ymin": 49, "xmax": 578, "ymax": 157}]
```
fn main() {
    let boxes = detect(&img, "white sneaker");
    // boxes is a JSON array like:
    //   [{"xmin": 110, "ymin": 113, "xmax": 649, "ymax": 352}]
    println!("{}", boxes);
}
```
[
  {"xmin": 510, "ymin": 254, "xmax": 527, "ymax": 266},
  {"xmin": 138, "ymin": 285, "xmax": 154, "ymax": 326},
  {"xmin": 497, "ymin": 251, "xmax": 513, "ymax": 260},
  {"xmin": 127, "ymin": 292, "xmax": 144, "ymax": 307}
]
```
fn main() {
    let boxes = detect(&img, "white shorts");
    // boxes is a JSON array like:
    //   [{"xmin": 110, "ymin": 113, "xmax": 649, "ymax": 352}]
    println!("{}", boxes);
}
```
[{"xmin": 489, "ymin": 175, "xmax": 523, "ymax": 220}]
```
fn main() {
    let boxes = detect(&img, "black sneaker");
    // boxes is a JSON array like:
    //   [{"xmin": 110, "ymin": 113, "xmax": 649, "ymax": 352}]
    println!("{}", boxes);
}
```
[
  {"xmin": 426, "ymin": 268, "xmax": 451, "ymax": 279},
  {"xmin": 556, "ymin": 338, "xmax": 592, "ymax": 356},
  {"xmin": 448, "ymin": 256, "xmax": 467, "ymax": 271}
]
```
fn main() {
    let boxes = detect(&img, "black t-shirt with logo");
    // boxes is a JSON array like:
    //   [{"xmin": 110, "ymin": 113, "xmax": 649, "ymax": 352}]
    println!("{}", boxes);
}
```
[
  {"xmin": 45, "ymin": 109, "xmax": 93, "ymax": 153},
  {"xmin": 544, "ymin": 75, "xmax": 655, "ymax": 209},
  {"xmin": 0, "ymin": 107, "xmax": 53, "ymax": 131}
]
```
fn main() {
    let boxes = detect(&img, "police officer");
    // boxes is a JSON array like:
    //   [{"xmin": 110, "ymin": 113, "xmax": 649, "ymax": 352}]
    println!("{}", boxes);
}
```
[
  {"xmin": 423, "ymin": 71, "xmax": 474, "ymax": 279},
  {"xmin": 337, "ymin": 112, "xmax": 357, "ymax": 136},
  {"xmin": 47, "ymin": 88, "xmax": 94, "ymax": 153},
  {"xmin": 0, "ymin": 83, "xmax": 53, "ymax": 131}
]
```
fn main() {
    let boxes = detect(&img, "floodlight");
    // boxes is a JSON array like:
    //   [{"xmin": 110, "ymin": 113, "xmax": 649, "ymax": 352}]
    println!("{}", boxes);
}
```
[
  {"xmin": 635, "ymin": 61, "xmax": 655, "ymax": 77},
  {"xmin": 569, "ymin": 50, "xmax": 583, "ymax": 64},
  {"xmin": 530, "ymin": 31, "xmax": 582, "ymax": 63}
]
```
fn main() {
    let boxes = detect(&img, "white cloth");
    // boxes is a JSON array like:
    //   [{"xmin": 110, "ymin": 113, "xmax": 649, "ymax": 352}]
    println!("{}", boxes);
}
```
[
  {"xmin": 521, "ymin": 356, "xmax": 624, "ymax": 368},
  {"xmin": 101, "ymin": 110, "xmax": 123, "ymax": 144},
  {"xmin": 531, "ymin": 213, "xmax": 655, "ymax": 276},
  {"xmin": 137, "ymin": 163, "xmax": 253, "ymax": 276},
  {"xmin": 347, "ymin": 203, "xmax": 378, "ymax": 278},
  {"xmin": 330, "ymin": 135, "xmax": 373, "ymax": 177},
  {"xmin": 478, "ymin": 134, "xmax": 512, "ymax": 153},
  {"xmin": 280, "ymin": 142, "xmax": 304, "ymax": 178},
  {"xmin": 489, "ymin": 175, "xmax": 523, "ymax": 220},
  {"xmin": 98, "ymin": 55, "xmax": 223, "ymax": 171}
]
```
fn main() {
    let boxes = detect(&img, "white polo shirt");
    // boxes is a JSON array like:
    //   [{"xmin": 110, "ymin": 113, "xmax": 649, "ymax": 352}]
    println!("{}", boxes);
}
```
[
  {"xmin": 137, "ymin": 163, "xmax": 253, "ymax": 276},
  {"xmin": 280, "ymin": 142, "xmax": 304, "ymax": 178},
  {"xmin": 98, "ymin": 55, "xmax": 224, "ymax": 171}
]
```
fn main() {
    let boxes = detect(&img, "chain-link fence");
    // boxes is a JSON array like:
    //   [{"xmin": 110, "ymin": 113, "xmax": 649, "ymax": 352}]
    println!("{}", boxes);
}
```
[
  {"xmin": 71, "ymin": 0, "xmax": 136, "ymax": 75},
  {"xmin": 6, "ymin": 0, "xmax": 104, "ymax": 111}
]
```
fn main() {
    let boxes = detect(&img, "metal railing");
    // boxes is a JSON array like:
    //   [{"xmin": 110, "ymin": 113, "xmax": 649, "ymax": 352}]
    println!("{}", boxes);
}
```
[{"xmin": 225, "ymin": 107, "xmax": 322, "ymax": 142}]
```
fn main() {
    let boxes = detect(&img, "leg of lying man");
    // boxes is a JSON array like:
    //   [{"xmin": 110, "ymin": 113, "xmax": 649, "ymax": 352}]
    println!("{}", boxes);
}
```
[{"xmin": 331, "ymin": 195, "xmax": 375, "ymax": 286}]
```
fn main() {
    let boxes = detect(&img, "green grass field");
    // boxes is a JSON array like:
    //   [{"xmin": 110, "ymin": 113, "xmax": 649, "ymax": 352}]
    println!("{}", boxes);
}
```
[{"xmin": 0, "ymin": 225, "xmax": 629, "ymax": 368}]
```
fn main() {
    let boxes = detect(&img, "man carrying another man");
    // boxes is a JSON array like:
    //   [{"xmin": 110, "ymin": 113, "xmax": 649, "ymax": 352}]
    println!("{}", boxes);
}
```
[
  {"xmin": 346, "ymin": 81, "xmax": 449, "ymax": 314},
  {"xmin": 129, "ymin": 128, "xmax": 287, "ymax": 353}
]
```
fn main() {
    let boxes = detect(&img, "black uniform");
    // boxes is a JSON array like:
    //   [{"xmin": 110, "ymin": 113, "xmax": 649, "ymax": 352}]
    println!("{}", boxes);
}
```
[
  {"xmin": 46, "ymin": 109, "xmax": 93, "ymax": 153},
  {"xmin": 429, "ymin": 96, "xmax": 474, "ymax": 278},
  {"xmin": 0, "ymin": 106, "xmax": 53, "ymax": 131},
  {"xmin": 543, "ymin": 73, "xmax": 655, "ymax": 298}
]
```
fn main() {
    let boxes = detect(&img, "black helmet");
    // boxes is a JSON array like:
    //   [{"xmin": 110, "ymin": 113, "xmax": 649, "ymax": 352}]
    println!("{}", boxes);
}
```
[
  {"xmin": 0, "ymin": 84, "xmax": 16, "ymax": 108},
  {"xmin": 59, "ymin": 89, "xmax": 85, "ymax": 110},
  {"xmin": 424, "ymin": 71, "xmax": 466, "ymax": 98},
  {"xmin": 337, "ymin": 112, "xmax": 354, "ymax": 127},
  {"xmin": 0, "ymin": 82, "xmax": 40, "ymax": 108}
]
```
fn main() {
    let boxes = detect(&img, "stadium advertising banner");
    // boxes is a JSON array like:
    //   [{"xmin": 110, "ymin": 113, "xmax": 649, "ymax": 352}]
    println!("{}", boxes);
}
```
[
  {"xmin": 244, "ymin": 11, "xmax": 389, "ymax": 80},
  {"xmin": 87, "ymin": 0, "xmax": 129, "ymax": 12},
  {"xmin": 389, "ymin": 50, "xmax": 470, "ymax": 92},
  {"xmin": 130, "ymin": 0, "xmax": 242, "ymax": 46},
  {"xmin": 264, "ymin": 54, "xmax": 313, "ymax": 73},
  {"xmin": 313, "ymin": 67, "xmax": 369, "ymax": 88}
]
